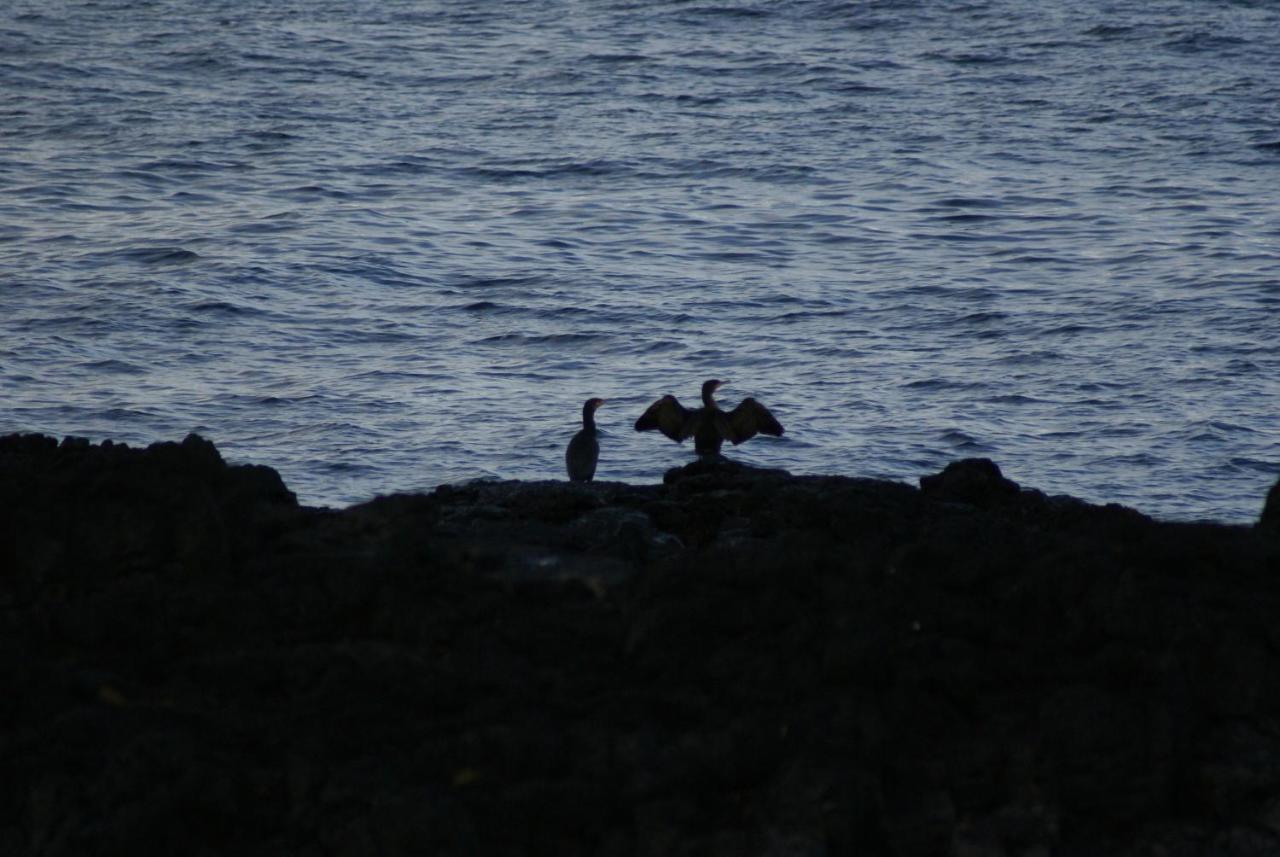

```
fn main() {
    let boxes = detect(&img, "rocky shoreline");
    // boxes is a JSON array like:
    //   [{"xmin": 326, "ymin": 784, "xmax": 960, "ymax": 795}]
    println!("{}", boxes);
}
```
[{"xmin": 3, "ymin": 433, "xmax": 1280, "ymax": 856}]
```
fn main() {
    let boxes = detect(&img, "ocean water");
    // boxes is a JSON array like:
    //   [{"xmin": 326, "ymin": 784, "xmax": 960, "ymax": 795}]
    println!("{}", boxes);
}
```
[{"xmin": 3, "ymin": 0, "xmax": 1279, "ymax": 521}]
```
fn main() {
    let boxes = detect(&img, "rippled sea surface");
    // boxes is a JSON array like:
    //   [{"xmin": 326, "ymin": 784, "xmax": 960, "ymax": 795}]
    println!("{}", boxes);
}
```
[{"xmin": 4, "ymin": 0, "xmax": 1279, "ymax": 520}]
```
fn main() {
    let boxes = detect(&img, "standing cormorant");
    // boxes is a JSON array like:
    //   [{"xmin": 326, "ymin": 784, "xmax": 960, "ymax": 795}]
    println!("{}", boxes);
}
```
[
  {"xmin": 566, "ymin": 397, "xmax": 605, "ymax": 481},
  {"xmin": 635, "ymin": 379, "xmax": 783, "ymax": 455}
]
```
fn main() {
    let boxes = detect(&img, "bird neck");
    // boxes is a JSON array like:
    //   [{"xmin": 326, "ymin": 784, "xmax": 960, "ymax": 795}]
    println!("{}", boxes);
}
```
[
  {"xmin": 581, "ymin": 405, "xmax": 597, "ymax": 430},
  {"xmin": 702, "ymin": 388, "xmax": 718, "ymax": 409}
]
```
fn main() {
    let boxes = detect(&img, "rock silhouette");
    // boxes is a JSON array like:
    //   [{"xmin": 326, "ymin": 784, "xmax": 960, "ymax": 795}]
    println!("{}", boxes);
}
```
[
  {"xmin": 1260, "ymin": 478, "xmax": 1280, "ymax": 535},
  {"xmin": 3, "ymin": 433, "xmax": 1280, "ymax": 856}
]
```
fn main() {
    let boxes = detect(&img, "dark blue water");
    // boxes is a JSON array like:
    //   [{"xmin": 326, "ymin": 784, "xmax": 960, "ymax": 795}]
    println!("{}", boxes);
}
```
[{"xmin": 3, "ymin": 0, "xmax": 1279, "ymax": 521}]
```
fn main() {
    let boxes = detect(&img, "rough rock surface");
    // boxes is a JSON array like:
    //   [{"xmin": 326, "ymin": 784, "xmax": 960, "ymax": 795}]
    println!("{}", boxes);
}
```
[{"xmin": 3, "ymin": 434, "xmax": 1280, "ymax": 856}]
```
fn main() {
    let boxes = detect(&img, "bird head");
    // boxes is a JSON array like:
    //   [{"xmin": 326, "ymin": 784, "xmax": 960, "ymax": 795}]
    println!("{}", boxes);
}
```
[
  {"xmin": 701, "ymin": 379, "xmax": 726, "ymax": 405},
  {"xmin": 581, "ymin": 397, "xmax": 605, "ymax": 427}
]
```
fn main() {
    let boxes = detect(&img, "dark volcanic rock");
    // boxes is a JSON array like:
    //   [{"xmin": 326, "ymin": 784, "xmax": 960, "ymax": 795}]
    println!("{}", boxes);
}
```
[
  {"xmin": 3, "ymin": 434, "xmax": 1280, "ymax": 856},
  {"xmin": 662, "ymin": 454, "xmax": 791, "ymax": 486},
  {"xmin": 1, "ymin": 432, "xmax": 297, "ymax": 593},
  {"xmin": 919, "ymin": 457, "xmax": 1020, "ymax": 506},
  {"xmin": 1261, "ymin": 478, "xmax": 1280, "ymax": 533}
]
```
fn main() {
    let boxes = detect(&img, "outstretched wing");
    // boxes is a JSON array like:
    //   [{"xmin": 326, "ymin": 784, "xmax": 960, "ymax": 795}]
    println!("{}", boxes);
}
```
[
  {"xmin": 635, "ymin": 395, "xmax": 694, "ymax": 442},
  {"xmin": 726, "ymin": 397, "xmax": 784, "ymax": 445}
]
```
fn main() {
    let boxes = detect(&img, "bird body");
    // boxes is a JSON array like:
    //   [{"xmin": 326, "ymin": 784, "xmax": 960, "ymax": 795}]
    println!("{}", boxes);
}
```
[
  {"xmin": 635, "ymin": 379, "xmax": 783, "ymax": 455},
  {"xmin": 566, "ymin": 398, "xmax": 605, "ymax": 481}
]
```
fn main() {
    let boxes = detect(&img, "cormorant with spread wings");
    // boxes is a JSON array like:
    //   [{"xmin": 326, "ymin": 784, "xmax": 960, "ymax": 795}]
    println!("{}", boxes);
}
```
[{"xmin": 634, "ymin": 379, "xmax": 783, "ymax": 456}]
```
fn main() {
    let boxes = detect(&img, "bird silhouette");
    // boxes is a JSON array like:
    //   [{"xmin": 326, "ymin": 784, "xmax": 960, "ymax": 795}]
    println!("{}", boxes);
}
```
[
  {"xmin": 635, "ymin": 379, "xmax": 783, "ymax": 455},
  {"xmin": 566, "ymin": 397, "xmax": 604, "ymax": 481}
]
